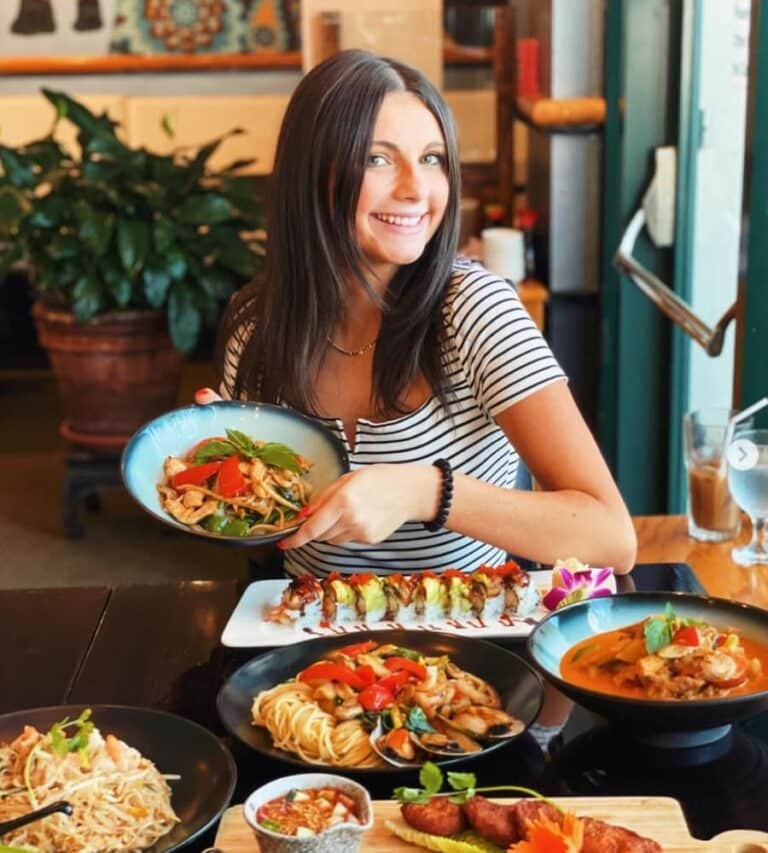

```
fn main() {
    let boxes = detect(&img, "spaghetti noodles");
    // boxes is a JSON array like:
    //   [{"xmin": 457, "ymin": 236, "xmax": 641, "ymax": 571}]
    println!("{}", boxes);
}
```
[{"xmin": 252, "ymin": 682, "xmax": 381, "ymax": 768}]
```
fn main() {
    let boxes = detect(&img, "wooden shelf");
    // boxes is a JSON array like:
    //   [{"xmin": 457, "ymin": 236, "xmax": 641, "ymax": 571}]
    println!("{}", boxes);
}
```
[{"xmin": 0, "ymin": 45, "xmax": 494, "ymax": 76}]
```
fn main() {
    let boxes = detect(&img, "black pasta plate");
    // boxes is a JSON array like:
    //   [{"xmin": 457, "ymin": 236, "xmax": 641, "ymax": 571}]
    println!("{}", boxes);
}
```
[
  {"xmin": 217, "ymin": 629, "xmax": 544, "ymax": 773},
  {"xmin": 0, "ymin": 704, "xmax": 237, "ymax": 851}
]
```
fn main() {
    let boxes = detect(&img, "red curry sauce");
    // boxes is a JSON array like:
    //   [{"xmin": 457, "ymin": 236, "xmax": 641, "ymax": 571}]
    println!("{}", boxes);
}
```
[{"xmin": 257, "ymin": 786, "xmax": 360, "ymax": 836}]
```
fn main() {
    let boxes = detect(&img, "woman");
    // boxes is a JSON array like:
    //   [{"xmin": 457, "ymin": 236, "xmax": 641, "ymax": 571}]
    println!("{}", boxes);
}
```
[{"xmin": 204, "ymin": 49, "xmax": 637, "ymax": 579}]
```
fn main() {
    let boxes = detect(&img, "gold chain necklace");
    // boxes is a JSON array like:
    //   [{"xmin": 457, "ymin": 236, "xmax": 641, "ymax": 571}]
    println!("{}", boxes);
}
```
[{"xmin": 326, "ymin": 336, "xmax": 378, "ymax": 357}]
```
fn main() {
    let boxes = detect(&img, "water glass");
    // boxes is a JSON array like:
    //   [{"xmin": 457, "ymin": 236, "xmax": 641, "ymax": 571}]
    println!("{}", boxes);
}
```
[
  {"xmin": 727, "ymin": 428, "xmax": 768, "ymax": 566},
  {"xmin": 683, "ymin": 409, "xmax": 742, "ymax": 542}
]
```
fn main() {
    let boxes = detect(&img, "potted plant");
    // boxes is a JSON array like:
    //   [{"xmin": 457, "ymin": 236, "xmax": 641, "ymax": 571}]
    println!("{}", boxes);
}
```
[{"xmin": 0, "ymin": 89, "xmax": 264, "ymax": 443}]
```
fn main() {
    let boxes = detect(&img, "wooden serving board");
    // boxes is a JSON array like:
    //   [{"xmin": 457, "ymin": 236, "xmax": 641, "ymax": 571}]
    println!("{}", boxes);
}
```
[{"xmin": 212, "ymin": 797, "xmax": 768, "ymax": 852}]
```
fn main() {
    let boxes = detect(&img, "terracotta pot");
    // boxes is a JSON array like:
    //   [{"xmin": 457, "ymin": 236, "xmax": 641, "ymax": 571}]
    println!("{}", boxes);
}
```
[{"xmin": 32, "ymin": 303, "xmax": 184, "ymax": 441}]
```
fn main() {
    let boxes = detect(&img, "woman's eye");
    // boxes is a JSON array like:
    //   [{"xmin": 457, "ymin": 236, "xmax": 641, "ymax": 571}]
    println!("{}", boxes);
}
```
[
  {"xmin": 367, "ymin": 153, "xmax": 388, "ymax": 167},
  {"xmin": 423, "ymin": 152, "xmax": 445, "ymax": 166}
]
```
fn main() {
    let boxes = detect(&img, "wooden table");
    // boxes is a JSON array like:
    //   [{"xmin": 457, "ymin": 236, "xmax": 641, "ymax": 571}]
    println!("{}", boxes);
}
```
[{"xmin": 635, "ymin": 514, "xmax": 768, "ymax": 608}]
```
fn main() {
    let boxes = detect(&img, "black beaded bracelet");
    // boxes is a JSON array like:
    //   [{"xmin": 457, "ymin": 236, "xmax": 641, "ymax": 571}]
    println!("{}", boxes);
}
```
[{"xmin": 424, "ymin": 458, "xmax": 454, "ymax": 531}]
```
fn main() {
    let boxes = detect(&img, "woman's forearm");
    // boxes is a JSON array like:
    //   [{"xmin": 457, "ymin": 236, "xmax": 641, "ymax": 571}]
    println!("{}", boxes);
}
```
[{"xmin": 429, "ymin": 470, "xmax": 637, "ymax": 574}]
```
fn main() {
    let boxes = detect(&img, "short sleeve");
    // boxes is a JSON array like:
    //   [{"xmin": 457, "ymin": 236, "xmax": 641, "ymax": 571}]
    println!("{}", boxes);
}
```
[
  {"xmin": 444, "ymin": 264, "xmax": 566, "ymax": 418},
  {"xmin": 219, "ymin": 322, "xmax": 254, "ymax": 401}
]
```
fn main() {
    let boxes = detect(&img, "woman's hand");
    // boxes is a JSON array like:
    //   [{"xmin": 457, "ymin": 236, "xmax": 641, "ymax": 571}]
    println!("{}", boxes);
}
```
[
  {"xmin": 195, "ymin": 387, "xmax": 222, "ymax": 404},
  {"xmin": 279, "ymin": 463, "xmax": 440, "ymax": 550}
]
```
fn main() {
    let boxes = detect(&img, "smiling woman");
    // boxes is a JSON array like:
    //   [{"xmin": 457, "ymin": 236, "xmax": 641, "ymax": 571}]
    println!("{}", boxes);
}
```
[{"xmin": 212, "ymin": 49, "xmax": 637, "ymax": 580}]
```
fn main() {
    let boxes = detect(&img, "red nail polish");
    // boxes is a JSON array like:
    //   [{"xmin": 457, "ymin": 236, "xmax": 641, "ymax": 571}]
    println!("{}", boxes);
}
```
[
  {"xmin": 298, "ymin": 507, "xmax": 311, "ymax": 519},
  {"xmin": 276, "ymin": 541, "xmax": 286, "ymax": 550}
]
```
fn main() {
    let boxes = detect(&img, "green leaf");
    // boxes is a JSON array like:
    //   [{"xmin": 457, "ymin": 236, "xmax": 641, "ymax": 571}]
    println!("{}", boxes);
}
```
[
  {"xmin": 392, "ymin": 786, "xmax": 430, "ymax": 805},
  {"xmin": 419, "ymin": 761, "xmax": 444, "ymax": 795},
  {"xmin": 176, "ymin": 193, "xmax": 235, "ymax": 226},
  {"xmin": 166, "ymin": 245, "xmax": 188, "ymax": 281},
  {"xmin": 168, "ymin": 281, "xmax": 201, "ymax": 354},
  {"xmin": 143, "ymin": 264, "xmax": 172, "ymax": 308},
  {"xmin": 161, "ymin": 112, "xmax": 176, "ymax": 139},
  {"xmin": 102, "ymin": 263, "xmax": 133, "ymax": 308},
  {"xmin": 27, "ymin": 195, "xmax": 67, "ymax": 228},
  {"xmin": 0, "ymin": 187, "xmax": 28, "ymax": 226},
  {"xmin": 0, "ymin": 145, "xmax": 36, "ymax": 188},
  {"xmin": 447, "ymin": 771, "xmax": 477, "ymax": 792},
  {"xmin": 214, "ymin": 231, "xmax": 257, "ymax": 278},
  {"xmin": 48, "ymin": 708, "xmax": 94, "ymax": 758},
  {"xmin": 255, "ymin": 442, "xmax": 302, "ymax": 473},
  {"xmin": 225, "ymin": 428, "xmax": 258, "ymax": 457},
  {"xmin": 193, "ymin": 440, "xmax": 236, "ymax": 462},
  {"xmin": 75, "ymin": 203, "xmax": 114, "ymax": 255},
  {"xmin": 116, "ymin": 218, "xmax": 150, "ymax": 275},
  {"xmin": 49, "ymin": 233, "xmax": 81, "ymax": 261},
  {"xmin": 405, "ymin": 706, "xmax": 435, "ymax": 735},
  {"xmin": 644, "ymin": 615, "xmax": 672, "ymax": 654},
  {"xmin": 72, "ymin": 273, "xmax": 104, "ymax": 321},
  {"xmin": 153, "ymin": 216, "xmax": 176, "ymax": 253}
]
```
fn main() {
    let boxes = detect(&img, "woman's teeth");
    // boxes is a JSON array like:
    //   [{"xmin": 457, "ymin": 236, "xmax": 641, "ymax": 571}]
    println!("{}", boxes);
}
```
[{"xmin": 375, "ymin": 213, "xmax": 423, "ymax": 226}]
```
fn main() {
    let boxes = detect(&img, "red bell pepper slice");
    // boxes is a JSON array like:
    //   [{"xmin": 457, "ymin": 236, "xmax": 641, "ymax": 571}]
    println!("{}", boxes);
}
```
[
  {"xmin": 354, "ymin": 665, "xmax": 377, "ymax": 687},
  {"xmin": 383, "ymin": 656, "xmax": 427, "ymax": 681},
  {"xmin": 358, "ymin": 683, "xmax": 395, "ymax": 711},
  {"xmin": 672, "ymin": 626, "xmax": 700, "ymax": 646},
  {"xmin": 216, "ymin": 454, "xmax": 248, "ymax": 498},
  {"xmin": 298, "ymin": 662, "xmax": 365, "ymax": 689},
  {"xmin": 171, "ymin": 461, "xmax": 222, "ymax": 489},
  {"xmin": 376, "ymin": 671, "xmax": 409, "ymax": 694},
  {"xmin": 337, "ymin": 640, "xmax": 379, "ymax": 658}
]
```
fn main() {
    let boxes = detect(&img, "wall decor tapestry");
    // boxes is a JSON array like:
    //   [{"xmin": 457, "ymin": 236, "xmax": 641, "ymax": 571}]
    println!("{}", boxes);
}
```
[{"xmin": 0, "ymin": 0, "xmax": 300, "ymax": 63}]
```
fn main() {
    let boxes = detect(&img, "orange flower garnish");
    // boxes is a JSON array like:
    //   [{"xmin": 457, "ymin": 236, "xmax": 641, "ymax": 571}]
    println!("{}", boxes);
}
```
[{"xmin": 507, "ymin": 811, "xmax": 584, "ymax": 853}]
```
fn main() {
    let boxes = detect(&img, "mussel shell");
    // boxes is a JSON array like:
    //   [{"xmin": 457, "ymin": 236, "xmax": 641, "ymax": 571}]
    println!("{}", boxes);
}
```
[
  {"xmin": 415, "ymin": 718, "xmax": 483, "ymax": 756},
  {"xmin": 368, "ymin": 720, "xmax": 422, "ymax": 768},
  {"xmin": 438, "ymin": 710, "xmax": 526, "ymax": 742}
]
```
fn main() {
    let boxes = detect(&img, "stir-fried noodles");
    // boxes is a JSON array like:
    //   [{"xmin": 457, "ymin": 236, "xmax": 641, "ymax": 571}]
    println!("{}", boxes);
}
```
[
  {"xmin": 0, "ymin": 709, "xmax": 179, "ymax": 852},
  {"xmin": 157, "ymin": 429, "xmax": 313, "ymax": 537}
]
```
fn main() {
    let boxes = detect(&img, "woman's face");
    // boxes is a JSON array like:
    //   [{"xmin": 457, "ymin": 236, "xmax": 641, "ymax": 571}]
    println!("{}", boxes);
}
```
[{"xmin": 354, "ymin": 91, "xmax": 450, "ymax": 286}]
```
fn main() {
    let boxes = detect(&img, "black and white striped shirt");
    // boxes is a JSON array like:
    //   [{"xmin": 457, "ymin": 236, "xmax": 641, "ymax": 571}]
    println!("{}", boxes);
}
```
[{"xmin": 222, "ymin": 260, "xmax": 565, "ymax": 577}]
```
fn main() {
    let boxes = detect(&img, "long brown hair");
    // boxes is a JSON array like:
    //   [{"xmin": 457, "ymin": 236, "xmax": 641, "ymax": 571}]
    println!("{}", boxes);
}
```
[{"xmin": 219, "ymin": 49, "xmax": 460, "ymax": 415}]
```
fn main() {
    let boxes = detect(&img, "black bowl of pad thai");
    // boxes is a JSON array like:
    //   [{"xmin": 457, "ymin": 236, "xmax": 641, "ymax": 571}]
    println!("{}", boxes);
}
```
[
  {"xmin": 122, "ymin": 401, "xmax": 349, "ymax": 546},
  {"xmin": 0, "ymin": 704, "xmax": 236, "ymax": 851}
]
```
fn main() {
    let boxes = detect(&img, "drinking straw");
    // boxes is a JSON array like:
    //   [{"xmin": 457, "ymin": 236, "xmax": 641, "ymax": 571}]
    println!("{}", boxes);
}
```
[{"xmin": 720, "ymin": 396, "xmax": 768, "ymax": 475}]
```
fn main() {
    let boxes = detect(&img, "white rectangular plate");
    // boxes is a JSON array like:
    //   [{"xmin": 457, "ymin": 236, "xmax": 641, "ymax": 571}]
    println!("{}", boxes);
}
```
[{"xmin": 222, "ymin": 571, "xmax": 558, "ymax": 647}]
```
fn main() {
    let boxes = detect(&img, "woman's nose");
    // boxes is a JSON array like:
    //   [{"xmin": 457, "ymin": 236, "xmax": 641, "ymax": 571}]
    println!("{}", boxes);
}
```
[{"xmin": 394, "ymin": 163, "xmax": 427, "ymax": 199}]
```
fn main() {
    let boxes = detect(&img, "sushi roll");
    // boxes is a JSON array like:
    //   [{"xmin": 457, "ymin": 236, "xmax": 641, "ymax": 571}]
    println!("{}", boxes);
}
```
[
  {"xmin": 381, "ymin": 574, "xmax": 418, "ymax": 622},
  {"xmin": 349, "ymin": 574, "xmax": 387, "ymax": 623},
  {"xmin": 442, "ymin": 569, "xmax": 474, "ymax": 619},
  {"xmin": 468, "ymin": 566, "xmax": 506, "ymax": 620},
  {"xmin": 265, "ymin": 576, "xmax": 323, "ymax": 624},
  {"xmin": 413, "ymin": 571, "xmax": 448, "ymax": 621},
  {"xmin": 496, "ymin": 560, "xmax": 539, "ymax": 616},
  {"xmin": 321, "ymin": 573, "xmax": 358, "ymax": 623}
]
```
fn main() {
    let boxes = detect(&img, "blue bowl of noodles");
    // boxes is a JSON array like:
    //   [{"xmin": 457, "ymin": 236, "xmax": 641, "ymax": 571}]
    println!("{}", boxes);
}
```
[{"xmin": 122, "ymin": 401, "xmax": 349, "ymax": 546}]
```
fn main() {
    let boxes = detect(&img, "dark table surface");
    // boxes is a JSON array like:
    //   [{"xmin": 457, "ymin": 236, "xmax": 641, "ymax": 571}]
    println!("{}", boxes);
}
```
[{"xmin": 7, "ymin": 563, "xmax": 768, "ymax": 850}]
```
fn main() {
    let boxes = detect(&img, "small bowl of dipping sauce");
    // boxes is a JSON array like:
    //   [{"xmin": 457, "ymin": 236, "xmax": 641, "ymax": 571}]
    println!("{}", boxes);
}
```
[{"xmin": 243, "ymin": 773, "xmax": 373, "ymax": 853}]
